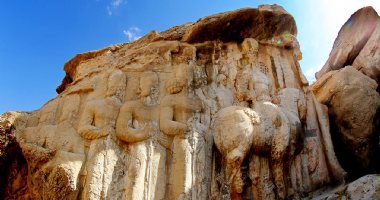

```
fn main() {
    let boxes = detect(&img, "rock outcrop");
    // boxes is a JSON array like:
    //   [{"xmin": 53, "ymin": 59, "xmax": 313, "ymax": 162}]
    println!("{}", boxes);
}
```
[
  {"xmin": 2, "ymin": 5, "xmax": 347, "ymax": 200},
  {"xmin": 308, "ymin": 174, "xmax": 380, "ymax": 199},
  {"xmin": 0, "ymin": 112, "xmax": 28, "ymax": 199},
  {"xmin": 312, "ymin": 67, "xmax": 380, "ymax": 178},
  {"xmin": 316, "ymin": 6, "xmax": 380, "ymax": 81},
  {"xmin": 313, "ymin": 6, "xmax": 380, "ymax": 180}
]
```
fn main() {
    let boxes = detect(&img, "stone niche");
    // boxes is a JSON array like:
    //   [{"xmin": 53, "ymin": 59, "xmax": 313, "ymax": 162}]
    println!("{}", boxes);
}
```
[{"xmin": 7, "ymin": 4, "xmax": 345, "ymax": 200}]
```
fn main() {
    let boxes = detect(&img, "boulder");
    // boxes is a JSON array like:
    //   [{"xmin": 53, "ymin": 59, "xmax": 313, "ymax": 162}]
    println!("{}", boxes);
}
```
[
  {"xmin": 316, "ymin": 7, "xmax": 380, "ymax": 79},
  {"xmin": 312, "ymin": 66, "xmax": 380, "ymax": 177},
  {"xmin": 306, "ymin": 174, "xmax": 380, "ymax": 200},
  {"xmin": 352, "ymin": 20, "xmax": 380, "ymax": 83}
]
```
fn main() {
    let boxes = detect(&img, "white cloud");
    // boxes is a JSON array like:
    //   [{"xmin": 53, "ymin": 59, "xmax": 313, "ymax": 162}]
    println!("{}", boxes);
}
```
[
  {"xmin": 106, "ymin": 0, "xmax": 126, "ymax": 16},
  {"xmin": 107, "ymin": 6, "xmax": 112, "ymax": 16},
  {"xmin": 123, "ymin": 27, "xmax": 142, "ymax": 42},
  {"xmin": 111, "ymin": 0, "xmax": 123, "ymax": 7}
]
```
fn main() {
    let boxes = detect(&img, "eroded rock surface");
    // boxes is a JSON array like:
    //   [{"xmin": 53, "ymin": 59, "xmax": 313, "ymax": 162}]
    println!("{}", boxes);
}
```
[
  {"xmin": 313, "ymin": 6, "xmax": 380, "ymax": 180},
  {"xmin": 2, "ymin": 4, "xmax": 346, "ymax": 200},
  {"xmin": 316, "ymin": 7, "xmax": 380, "ymax": 80},
  {"xmin": 312, "ymin": 67, "xmax": 380, "ymax": 178},
  {"xmin": 307, "ymin": 174, "xmax": 380, "ymax": 200},
  {"xmin": 0, "ymin": 112, "xmax": 28, "ymax": 199}
]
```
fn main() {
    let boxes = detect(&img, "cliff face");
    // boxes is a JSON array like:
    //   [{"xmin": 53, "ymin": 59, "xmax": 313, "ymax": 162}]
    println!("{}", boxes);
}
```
[{"xmin": 1, "ymin": 5, "xmax": 348, "ymax": 200}]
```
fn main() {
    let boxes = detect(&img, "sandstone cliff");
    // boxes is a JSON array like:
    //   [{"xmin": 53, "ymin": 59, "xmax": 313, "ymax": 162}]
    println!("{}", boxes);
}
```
[{"xmin": 1, "ymin": 5, "xmax": 350, "ymax": 200}]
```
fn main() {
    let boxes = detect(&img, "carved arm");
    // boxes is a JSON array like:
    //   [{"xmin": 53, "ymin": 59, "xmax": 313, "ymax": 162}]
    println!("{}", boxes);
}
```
[
  {"xmin": 159, "ymin": 105, "xmax": 187, "ymax": 136},
  {"xmin": 78, "ymin": 105, "xmax": 107, "ymax": 140},
  {"xmin": 116, "ymin": 105, "xmax": 152, "ymax": 143}
]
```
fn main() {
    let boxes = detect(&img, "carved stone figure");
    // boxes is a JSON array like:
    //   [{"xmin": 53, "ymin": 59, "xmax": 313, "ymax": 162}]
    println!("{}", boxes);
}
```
[
  {"xmin": 17, "ymin": 100, "xmax": 59, "ymax": 199},
  {"xmin": 235, "ymin": 68, "xmax": 256, "ymax": 104},
  {"xmin": 78, "ymin": 70, "xmax": 126, "ymax": 199},
  {"xmin": 212, "ymin": 106, "xmax": 260, "ymax": 198},
  {"xmin": 160, "ymin": 70, "xmax": 203, "ymax": 199},
  {"xmin": 249, "ymin": 69, "xmax": 292, "ymax": 199},
  {"xmin": 42, "ymin": 94, "xmax": 85, "ymax": 199},
  {"xmin": 276, "ymin": 88, "xmax": 307, "ymax": 156},
  {"xmin": 5, "ymin": 5, "xmax": 357, "ymax": 200},
  {"xmin": 116, "ymin": 72, "xmax": 166, "ymax": 200}
]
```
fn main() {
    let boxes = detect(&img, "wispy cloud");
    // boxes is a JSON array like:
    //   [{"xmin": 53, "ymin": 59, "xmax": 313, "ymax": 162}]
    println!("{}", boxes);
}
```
[
  {"xmin": 106, "ymin": 0, "xmax": 125, "ymax": 16},
  {"xmin": 111, "ymin": 0, "xmax": 123, "ymax": 7},
  {"xmin": 305, "ymin": 62, "xmax": 324, "ymax": 83},
  {"xmin": 123, "ymin": 27, "xmax": 142, "ymax": 42}
]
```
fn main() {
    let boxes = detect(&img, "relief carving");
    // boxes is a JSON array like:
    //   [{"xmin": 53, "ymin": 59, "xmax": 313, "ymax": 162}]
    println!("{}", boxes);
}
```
[
  {"xmin": 116, "ymin": 72, "xmax": 166, "ymax": 200},
  {"xmin": 160, "ymin": 67, "xmax": 205, "ymax": 199},
  {"xmin": 79, "ymin": 70, "xmax": 126, "ymax": 199},
  {"xmin": 11, "ymin": 6, "xmax": 347, "ymax": 200}
]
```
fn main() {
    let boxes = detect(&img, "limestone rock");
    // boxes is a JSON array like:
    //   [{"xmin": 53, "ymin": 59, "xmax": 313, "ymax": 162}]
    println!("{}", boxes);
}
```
[
  {"xmin": 307, "ymin": 174, "xmax": 380, "ymax": 200},
  {"xmin": 352, "ymin": 19, "xmax": 380, "ymax": 82},
  {"xmin": 4, "ymin": 4, "xmax": 345, "ymax": 200},
  {"xmin": 312, "ymin": 66, "xmax": 380, "ymax": 178},
  {"xmin": 316, "ymin": 6, "xmax": 380, "ymax": 79},
  {"xmin": 345, "ymin": 174, "xmax": 380, "ymax": 200}
]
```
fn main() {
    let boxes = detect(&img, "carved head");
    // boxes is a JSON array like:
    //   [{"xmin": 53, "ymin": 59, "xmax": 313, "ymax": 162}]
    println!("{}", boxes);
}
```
[
  {"xmin": 138, "ymin": 72, "xmax": 159, "ymax": 97},
  {"xmin": 58, "ymin": 94, "xmax": 80, "ymax": 124},
  {"xmin": 106, "ymin": 70, "xmax": 127, "ymax": 100},
  {"xmin": 241, "ymin": 38, "xmax": 259, "ymax": 56},
  {"xmin": 252, "ymin": 68, "xmax": 271, "ymax": 101},
  {"xmin": 38, "ymin": 100, "xmax": 59, "ymax": 125},
  {"xmin": 165, "ymin": 78, "xmax": 186, "ymax": 94}
]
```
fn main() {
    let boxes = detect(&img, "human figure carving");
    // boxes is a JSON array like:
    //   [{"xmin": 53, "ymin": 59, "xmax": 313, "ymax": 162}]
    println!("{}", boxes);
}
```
[
  {"xmin": 17, "ymin": 100, "xmax": 59, "ymax": 199},
  {"xmin": 160, "ymin": 74, "xmax": 203, "ymax": 199},
  {"xmin": 116, "ymin": 72, "xmax": 166, "ymax": 200},
  {"xmin": 40, "ymin": 94, "xmax": 85, "ymax": 199},
  {"xmin": 272, "ymin": 88, "xmax": 308, "ymax": 194},
  {"xmin": 275, "ymin": 88, "xmax": 307, "ymax": 156},
  {"xmin": 249, "ymin": 69, "xmax": 291, "ymax": 199},
  {"xmin": 78, "ymin": 70, "xmax": 126, "ymax": 199},
  {"xmin": 49, "ymin": 94, "xmax": 84, "ymax": 153},
  {"xmin": 235, "ymin": 68, "xmax": 256, "ymax": 105},
  {"xmin": 213, "ymin": 106, "xmax": 260, "ymax": 199}
]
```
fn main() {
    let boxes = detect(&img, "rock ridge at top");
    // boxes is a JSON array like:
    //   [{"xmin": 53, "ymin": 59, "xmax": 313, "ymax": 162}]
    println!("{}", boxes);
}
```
[{"xmin": 57, "ymin": 4, "xmax": 298, "ymax": 94}]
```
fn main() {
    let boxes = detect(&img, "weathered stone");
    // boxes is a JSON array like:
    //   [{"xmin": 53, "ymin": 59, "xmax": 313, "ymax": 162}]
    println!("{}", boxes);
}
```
[
  {"xmin": 306, "ymin": 174, "xmax": 380, "ymax": 200},
  {"xmin": 312, "ymin": 6, "xmax": 380, "ymax": 180},
  {"xmin": 312, "ymin": 66, "xmax": 380, "ymax": 178},
  {"xmin": 352, "ymin": 20, "xmax": 380, "ymax": 83},
  {"xmin": 4, "ymin": 4, "xmax": 346, "ymax": 200},
  {"xmin": 316, "ymin": 6, "xmax": 380, "ymax": 79},
  {"xmin": 345, "ymin": 174, "xmax": 380, "ymax": 200},
  {"xmin": 0, "ymin": 112, "xmax": 28, "ymax": 199}
]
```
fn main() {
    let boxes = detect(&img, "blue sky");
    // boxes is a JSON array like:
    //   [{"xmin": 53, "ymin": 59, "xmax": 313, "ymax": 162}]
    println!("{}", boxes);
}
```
[{"xmin": 1, "ymin": 0, "xmax": 379, "ymax": 113}]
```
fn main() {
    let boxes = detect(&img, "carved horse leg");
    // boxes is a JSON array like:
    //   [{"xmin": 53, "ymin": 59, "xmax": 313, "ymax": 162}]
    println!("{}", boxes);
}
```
[
  {"xmin": 271, "ymin": 126, "xmax": 289, "ymax": 200},
  {"xmin": 225, "ymin": 148, "xmax": 244, "ymax": 198}
]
